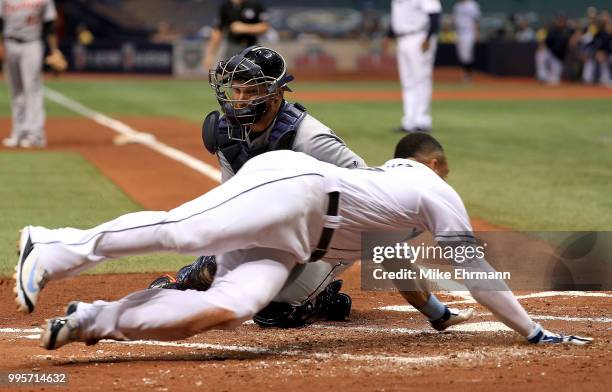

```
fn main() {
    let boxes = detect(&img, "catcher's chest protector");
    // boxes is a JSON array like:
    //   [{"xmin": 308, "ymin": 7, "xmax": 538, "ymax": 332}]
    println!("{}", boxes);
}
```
[{"xmin": 216, "ymin": 102, "xmax": 307, "ymax": 174}]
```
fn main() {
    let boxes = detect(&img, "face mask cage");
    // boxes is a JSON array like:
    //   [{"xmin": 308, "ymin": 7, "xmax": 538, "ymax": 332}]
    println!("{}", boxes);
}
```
[{"xmin": 209, "ymin": 57, "xmax": 283, "ymax": 141}]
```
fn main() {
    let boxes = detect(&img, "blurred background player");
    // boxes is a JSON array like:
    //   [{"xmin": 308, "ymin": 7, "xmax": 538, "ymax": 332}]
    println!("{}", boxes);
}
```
[
  {"xmin": 453, "ymin": 0, "xmax": 480, "ymax": 82},
  {"xmin": 535, "ymin": 13, "xmax": 575, "ymax": 85},
  {"xmin": 387, "ymin": 0, "xmax": 441, "ymax": 133},
  {"xmin": 581, "ymin": 10, "xmax": 611, "ymax": 86},
  {"xmin": 203, "ymin": 0, "xmax": 269, "ymax": 70},
  {"xmin": 1, "ymin": 0, "xmax": 62, "ymax": 148}
]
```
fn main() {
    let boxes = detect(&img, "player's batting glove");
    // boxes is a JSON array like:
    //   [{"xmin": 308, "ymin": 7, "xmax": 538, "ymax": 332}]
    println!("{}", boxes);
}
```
[
  {"xmin": 527, "ymin": 323, "xmax": 593, "ymax": 345},
  {"xmin": 45, "ymin": 49, "xmax": 68, "ymax": 73}
]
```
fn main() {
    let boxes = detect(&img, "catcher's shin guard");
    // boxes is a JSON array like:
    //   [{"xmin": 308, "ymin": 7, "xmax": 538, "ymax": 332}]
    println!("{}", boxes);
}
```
[{"xmin": 252, "ymin": 280, "xmax": 352, "ymax": 328}]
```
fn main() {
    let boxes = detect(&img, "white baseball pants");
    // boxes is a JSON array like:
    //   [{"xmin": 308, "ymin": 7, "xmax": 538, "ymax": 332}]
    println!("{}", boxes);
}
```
[
  {"xmin": 396, "ymin": 32, "xmax": 437, "ymax": 131},
  {"xmin": 4, "ymin": 40, "xmax": 46, "ymax": 143},
  {"xmin": 30, "ymin": 173, "xmax": 332, "ymax": 341}
]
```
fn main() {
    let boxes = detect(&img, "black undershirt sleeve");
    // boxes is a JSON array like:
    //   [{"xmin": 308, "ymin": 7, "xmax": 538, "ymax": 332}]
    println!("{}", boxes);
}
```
[
  {"xmin": 42, "ymin": 20, "xmax": 55, "ymax": 38},
  {"xmin": 427, "ymin": 13, "xmax": 441, "ymax": 39}
]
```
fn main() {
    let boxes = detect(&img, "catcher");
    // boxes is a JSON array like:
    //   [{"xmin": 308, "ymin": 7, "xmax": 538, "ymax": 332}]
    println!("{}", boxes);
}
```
[
  {"xmin": 1, "ymin": 0, "xmax": 66, "ymax": 149},
  {"xmin": 148, "ymin": 45, "xmax": 473, "ymax": 330}
]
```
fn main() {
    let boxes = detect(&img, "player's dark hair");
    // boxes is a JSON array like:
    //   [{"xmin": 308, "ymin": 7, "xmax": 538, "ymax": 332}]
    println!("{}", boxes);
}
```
[{"xmin": 393, "ymin": 132, "xmax": 444, "ymax": 159}]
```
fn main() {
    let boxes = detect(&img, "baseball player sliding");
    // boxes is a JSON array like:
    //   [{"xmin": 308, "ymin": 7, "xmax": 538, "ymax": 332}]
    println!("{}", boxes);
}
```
[
  {"xmin": 15, "ymin": 134, "xmax": 592, "ymax": 349},
  {"xmin": 0, "ymin": 0, "xmax": 66, "ymax": 148},
  {"xmin": 149, "ymin": 45, "xmax": 472, "ymax": 331}
]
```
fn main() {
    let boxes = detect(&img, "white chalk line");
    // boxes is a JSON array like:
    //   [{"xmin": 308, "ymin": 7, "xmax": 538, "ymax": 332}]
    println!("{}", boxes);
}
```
[
  {"xmin": 43, "ymin": 88, "xmax": 222, "ymax": 183},
  {"xmin": 7, "ymin": 330, "xmax": 534, "ymax": 367},
  {"xmin": 3, "ymin": 306, "xmax": 610, "ymax": 340}
]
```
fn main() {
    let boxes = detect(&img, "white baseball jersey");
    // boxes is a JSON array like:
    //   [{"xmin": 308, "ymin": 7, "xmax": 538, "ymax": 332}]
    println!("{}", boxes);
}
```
[
  {"xmin": 391, "ymin": 0, "xmax": 442, "ymax": 35},
  {"xmin": 31, "ymin": 150, "xmax": 472, "ymax": 277},
  {"xmin": 453, "ymin": 0, "xmax": 480, "ymax": 34},
  {"xmin": 0, "ymin": 0, "xmax": 56, "ymax": 41}
]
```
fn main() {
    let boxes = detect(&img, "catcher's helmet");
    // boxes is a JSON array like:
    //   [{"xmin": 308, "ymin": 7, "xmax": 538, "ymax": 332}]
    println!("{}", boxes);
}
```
[{"xmin": 209, "ymin": 46, "xmax": 294, "ymax": 141}]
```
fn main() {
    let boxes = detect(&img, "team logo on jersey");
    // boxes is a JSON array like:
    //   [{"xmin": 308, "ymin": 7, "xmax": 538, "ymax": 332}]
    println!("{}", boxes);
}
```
[{"xmin": 242, "ymin": 8, "xmax": 256, "ymax": 20}]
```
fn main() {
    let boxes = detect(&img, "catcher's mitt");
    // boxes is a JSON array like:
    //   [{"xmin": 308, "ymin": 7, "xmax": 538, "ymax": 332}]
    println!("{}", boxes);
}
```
[{"xmin": 45, "ymin": 50, "xmax": 67, "ymax": 73}]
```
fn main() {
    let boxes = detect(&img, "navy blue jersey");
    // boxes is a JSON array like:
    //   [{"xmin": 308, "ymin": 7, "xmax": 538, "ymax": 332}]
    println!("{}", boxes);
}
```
[{"xmin": 217, "ymin": 0, "xmax": 267, "ymax": 47}]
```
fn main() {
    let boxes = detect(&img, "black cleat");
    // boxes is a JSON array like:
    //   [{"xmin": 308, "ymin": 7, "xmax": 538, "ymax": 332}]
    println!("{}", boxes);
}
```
[{"xmin": 41, "ymin": 317, "xmax": 80, "ymax": 350}]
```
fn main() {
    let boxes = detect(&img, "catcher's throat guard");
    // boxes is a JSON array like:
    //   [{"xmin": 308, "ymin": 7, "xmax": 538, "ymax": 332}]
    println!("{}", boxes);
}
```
[
  {"xmin": 209, "ymin": 45, "xmax": 294, "ymax": 141},
  {"xmin": 202, "ymin": 110, "xmax": 220, "ymax": 153}
]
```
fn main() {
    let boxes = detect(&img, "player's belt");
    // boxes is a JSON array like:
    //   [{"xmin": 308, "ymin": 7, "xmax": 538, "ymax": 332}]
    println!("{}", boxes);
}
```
[
  {"xmin": 5, "ymin": 36, "xmax": 34, "ymax": 43},
  {"xmin": 396, "ymin": 29, "xmax": 426, "ymax": 37},
  {"xmin": 309, "ymin": 191, "xmax": 340, "ymax": 262}
]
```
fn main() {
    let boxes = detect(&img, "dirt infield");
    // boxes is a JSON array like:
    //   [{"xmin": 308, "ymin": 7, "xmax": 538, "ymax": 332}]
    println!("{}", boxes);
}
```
[{"xmin": 1, "ymin": 113, "xmax": 611, "ymax": 391}]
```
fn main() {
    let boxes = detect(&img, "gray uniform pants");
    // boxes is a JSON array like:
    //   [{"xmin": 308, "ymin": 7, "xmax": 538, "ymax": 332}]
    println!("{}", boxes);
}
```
[{"xmin": 4, "ymin": 39, "xmax": 46, "ymax": 143}]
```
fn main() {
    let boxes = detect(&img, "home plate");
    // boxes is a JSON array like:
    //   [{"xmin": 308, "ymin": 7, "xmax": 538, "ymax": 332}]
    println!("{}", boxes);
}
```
[{"xmin": 447, "ymin": 322, "xmax": 513, "ymax": 332}]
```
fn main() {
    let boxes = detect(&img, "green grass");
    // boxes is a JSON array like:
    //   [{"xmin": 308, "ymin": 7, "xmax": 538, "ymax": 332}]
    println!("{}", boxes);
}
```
[
  {"xmin": 0, "ymin": 152, "xmax": 193, "ymax": 276},
  {"xmin": 1, "ymin": 79, "xmax": 611, "ymax": 276}
]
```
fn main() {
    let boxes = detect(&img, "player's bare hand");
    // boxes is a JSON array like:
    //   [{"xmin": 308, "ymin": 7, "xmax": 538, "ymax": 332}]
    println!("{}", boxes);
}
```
[{"xmin": 421, "ymin": 38, "xmax": 430, "ymax": 52}]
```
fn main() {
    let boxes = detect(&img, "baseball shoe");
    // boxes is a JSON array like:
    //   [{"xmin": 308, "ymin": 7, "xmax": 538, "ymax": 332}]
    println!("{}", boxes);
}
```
[
  {"xmin": 148, "ymin": 274, "xmax": 181, "ymax": 290},
  {"xmin": 41, "ymin": 316, "xmax": 80, "ymax": 350},
  {"xmin": 3, "ymin": 137, "xmax": 18, "ymax": 147},
  {"xmin": 19, "ymin": 135, "xmax": 46, "ymax": 148},
  {"xmin": 430, "ymin": 307, "xmax": 474, "ymax": 331},
  {"xmin": 13, "ymin": 227, "xmax": 49, "ymax": 314},
  {"xmin": 528, "ymin": 325, "xmax": 593, "ymax": 345}
]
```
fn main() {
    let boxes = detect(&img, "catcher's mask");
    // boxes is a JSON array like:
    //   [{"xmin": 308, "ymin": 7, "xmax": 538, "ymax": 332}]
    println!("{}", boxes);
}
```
[{"xmin": 209, "ymin": 46, "xmax": 294, "ymax": 141}]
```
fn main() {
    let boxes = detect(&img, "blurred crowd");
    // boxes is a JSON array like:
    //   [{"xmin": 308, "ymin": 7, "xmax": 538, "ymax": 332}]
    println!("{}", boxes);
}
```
[
  {"xmin": 57, "ymin": 1, "xmax": 612, "ymax": 85},
  {"xmin": 535, "ymin": 7, "xmax": 611, "ymax": 86}
]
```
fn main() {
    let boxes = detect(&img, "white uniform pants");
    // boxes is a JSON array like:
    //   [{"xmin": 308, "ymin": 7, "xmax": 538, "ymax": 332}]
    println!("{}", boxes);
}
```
[
  {"xmin": 397, "ymin": 32, "xmax": 437, "ymax": 131},
  {"xmin": 582, "ymin": 55, "xmax": 612, "ymax": 85},
  {"xmin": 456, "ymin": 31, "xmax": 476, "ymax": 65},
  {"xmin": 30, "ymin": 173, "xmax": 331, "ymax": 341},
  {"xmin": 3, "ymin": 40, "xmax": 45, "ymax": 143},
  {"xmin": 535, "ymin": 47, "xmax": 563, "ymax": 84}
]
